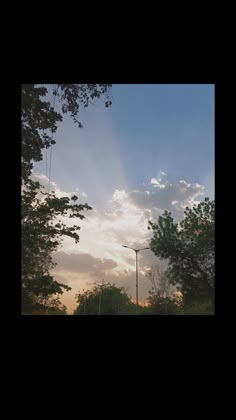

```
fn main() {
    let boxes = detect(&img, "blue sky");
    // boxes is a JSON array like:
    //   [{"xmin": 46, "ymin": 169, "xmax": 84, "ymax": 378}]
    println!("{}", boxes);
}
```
[
  {"xmin": 35, "ymin": 84, "xmax": 214, "ymax": 202},
  {"xmin": 33, "ymin": 84, "xmax": 214, "ymax": 312},
  {"xmin": 110, "ymin": 84, "xmax": 214, "ymax": 190}
]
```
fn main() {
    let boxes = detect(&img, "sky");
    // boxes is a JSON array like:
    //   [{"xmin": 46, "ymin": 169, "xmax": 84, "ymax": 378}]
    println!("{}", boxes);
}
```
[{"xmin": 33, "ymin": 84, "xmax": 215, "ymax": 313}]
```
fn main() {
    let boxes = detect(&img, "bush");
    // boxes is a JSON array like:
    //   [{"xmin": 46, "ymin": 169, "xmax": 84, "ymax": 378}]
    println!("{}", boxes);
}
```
[{"xmin": 184, "ymin": 299, "xmax": 214, "ymax": 315}]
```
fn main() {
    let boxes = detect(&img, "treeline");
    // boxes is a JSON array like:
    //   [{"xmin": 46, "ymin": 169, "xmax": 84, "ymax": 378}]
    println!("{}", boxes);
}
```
[
  {"xmin": 21, "ymin": 84, "xmax": 112, "ymax": 314},
  {"xmin": 21, "ymin": 84, "xmax": 214, "ymax": 315},
  {"xmin": 73, "ymin": 195, "xmax": 215, "ymax": 317}
]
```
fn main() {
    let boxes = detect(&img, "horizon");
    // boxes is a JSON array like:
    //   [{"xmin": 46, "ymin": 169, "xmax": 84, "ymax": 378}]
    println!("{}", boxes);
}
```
[{"xmin": 32, "ymin": 84, "xmax": 214, "ymax": 314}]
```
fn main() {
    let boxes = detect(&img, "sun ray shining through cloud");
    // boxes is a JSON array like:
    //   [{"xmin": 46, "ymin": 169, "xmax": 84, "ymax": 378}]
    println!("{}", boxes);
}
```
[
  {"xmin": 31, "ymin": 168, "xmax": 210, "ymax": 313},
  {"xmin": 29, "ymin": 84, "xmax": 214, "ymax": 313}
]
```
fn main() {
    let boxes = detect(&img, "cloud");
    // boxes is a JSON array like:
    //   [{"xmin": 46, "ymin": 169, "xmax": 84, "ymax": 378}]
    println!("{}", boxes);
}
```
[
  {"xmin": 51, "ymin": 251, "xmax": 118, "ymax": 313},
  {"xmin": 129, "ymin": 179, "xmax": 204, "ymax": 219},
  {"xmin": 149, "ymin": 170, "xmax": 167, "ymax": 189},
  {"xmin": 160, "ymin": 169, "xmax": 167, "ymax": 176},
  {"xmin": 55, "ymin": 177, "xmax": 205, "ymax": 313},
  {"xmin": 27, "ymin": 171, "xmax": 208, "ymax": 313},
  {"xmin": 52, "ymin": 251, "xmax": 117, "ymax": 277},
  {"xmin": 31, "ymin": 172, "xmax": 88, "ymax": 201},
  {"xmin": 150, "ymin": 177, "xmax": 166, "ymax": 189}
]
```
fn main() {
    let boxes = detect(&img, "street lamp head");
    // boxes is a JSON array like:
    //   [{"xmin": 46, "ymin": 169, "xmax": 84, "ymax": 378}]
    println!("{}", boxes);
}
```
[
  {"xmin": 122, "ymin": 245, "xmax": 150, "ymax": 252},
  {"xmin": 123, "ymin": 245, "xmax": 137, "ymax": 252}
]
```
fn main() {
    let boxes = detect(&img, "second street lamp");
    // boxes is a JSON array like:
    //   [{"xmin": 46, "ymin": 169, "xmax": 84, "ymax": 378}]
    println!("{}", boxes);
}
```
[
  {"xmin": 122, "ymin": 245, "xmax": 150, "ymax": 315},
  {"xmin": 94, "ymin": 280, "xmax": 104, "ymax": 315}
]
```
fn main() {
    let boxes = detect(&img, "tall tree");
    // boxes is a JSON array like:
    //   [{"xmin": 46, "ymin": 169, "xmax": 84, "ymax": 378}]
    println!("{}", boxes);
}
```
[
  {"xmin": 147, "ymin": 292, "xmax": 183, "ymax": 315},
  {"xmin": 21, "ymin": 84, "xmax": 112, "ymax": 313},
  {"xmin": 148, "ymin": 198, "xmax": 215, "ymax": 310},
  {"xmin": 145, "ymin": 262, "xmax": 174, "ymax": 298},
  {"xmin": 145, "ymin": 263, "xmax": 182, "ymax": 314},
  {"xmin": 74, "ymin": 283, "xmax": 136, "ymax": 315},
  {"xmin": 21, "ymin": 84, "xmax": 112, "ymax": 183}
]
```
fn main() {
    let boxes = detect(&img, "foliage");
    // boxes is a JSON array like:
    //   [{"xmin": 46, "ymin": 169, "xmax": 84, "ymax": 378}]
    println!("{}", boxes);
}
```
[
  {"xmin": 147, "ymin": 291, "xmax": 183, "ymax": 315},
  {"xmin": 145, "ymin": 262, "xmax": 175, "ymax": 298},
  {"xmin": 145, "ymin": 263, "xmax": 182, "ymax": 314},
  {"xmin": 21, "ymin": 179, "xmax": 92, "ymax": 281},
  {"xmin": 47, "ymin": 297, "xmax": 68, "ymax": 315},
  {"xmin": 74, "ymin": 283, "xmax": 136, "ymax": 315},
  {"xmin": 183, "ymin": 299, "xmax": 214, "ymax": 315},
  {"xmin": 137, "ymin": 305, "xmax": 152, "ymax": 315},
  {"xmin": 21, "ymin": 84, "xmax": 112, "ymax": 314},
  {"xmin": 21, "ymin": 176, "xmax": 91, "ymax": 314},
  {"xmin": 21, "ymin": 84, "xmax": 112, "ymax": 183},
  {"xmin": 22, "ymin": 275, "xmax": 70, "ymax": 314},
  {"xmin": 148, "ymin": 198, "xmax": 215, "ymax": 309}
]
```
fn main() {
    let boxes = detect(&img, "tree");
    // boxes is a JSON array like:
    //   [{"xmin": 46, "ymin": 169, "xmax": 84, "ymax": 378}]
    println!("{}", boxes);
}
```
[
  {"xmin": 145, "ymin": 262, "xmax": 174, "ymax": 298},
  {"xmin": 22, "ymin": 179, "xmax": 92, "ymax": 282},
  {"xmin": 21, "ymin": 84, "xmax": 112, "ymax": 313},
  {"xmin": 74, "ymin": 283, "xmax": 136, "ymax": 315},
  {"xmin": 47, "ymin": 297, "xmax": 68, "ymax": 315},
  {"xmin": 21, "ymin": 172, "xmax": 91, "ymax": 314},
  {"xmin": 22, "ymin": 275, "xmax": 71, "ymax": 314},
  {"xmin": 147, "ymin": 292, "xmax": 183, "ymax": 315},
  {"xmin": 21, "ymin": 84, "xmax": 112, "ymax": 183},
  {"xmin": 148, "ymin": 198, "xmax": 215, "ymax": 311},
  {"xmin": 145, "ymin": 263, "xmax": 182, "ymax": 314}
]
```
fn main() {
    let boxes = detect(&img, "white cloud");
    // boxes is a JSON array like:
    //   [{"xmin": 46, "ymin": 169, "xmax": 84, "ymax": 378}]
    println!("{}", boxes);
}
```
[
  {"xmin": 129, "ymin": 179, "xmax": 204, "ymax": 220},
  {"xmin": 160, "ymin": 170, "xmax": 167, "ymax": 176},
  {"xmin": 150, "ymin": 177, "xmax": 166, "ymax": 189},
  {"xmin": 31, "ymin": 172, "xmax": 89, "ymax": 202},
  {"xmin": 27, "ymin": 171, "xmax": 208, "ymax": 313}
]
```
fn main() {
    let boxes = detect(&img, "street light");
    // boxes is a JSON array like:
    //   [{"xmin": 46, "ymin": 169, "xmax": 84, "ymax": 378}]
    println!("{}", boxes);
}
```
[
  {"xmin": 122, "ymin": 245, "xmax": 150, "ymax": 315},
  {"xmin": 82, "ymin": 289, "xmax": 86, "ymax": 315},
  {"xmin": 94, "ymin": 280, "xmax": 104, "ymax": 315}
]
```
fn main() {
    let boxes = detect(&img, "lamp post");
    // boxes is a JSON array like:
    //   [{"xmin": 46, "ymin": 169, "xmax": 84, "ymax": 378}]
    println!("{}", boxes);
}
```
[
  {"xmin": 82, "ymin": 289, "xmax": 86, "ymax": 315},
  {"xmin": 95, "ymin": 279, "xmax": 104, "ymax": 315},
  {"xmin": 122, "ymin": 245, "xmax": 150, "ymax": 315}
]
